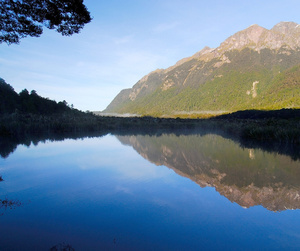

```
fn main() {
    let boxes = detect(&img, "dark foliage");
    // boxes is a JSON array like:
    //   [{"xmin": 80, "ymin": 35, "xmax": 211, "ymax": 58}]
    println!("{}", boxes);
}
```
[
  {"xmin": 0, "ymin": 111, "xmax": 299, "ymax": 160},
  {"xmin": 0, "ymin": 78, "xmax": 299, "ymax": 160},
  {"xmin": 0, "ymin": 0, "xmax": 91, "ymax": 44},
  {"xmin": 216, "ymin": 109, "xmax": 300, "ymax": 120},
  {"xmin": 0, "ymin": 78, "xmax": 73, "ymax": 115},
  {"xmin": 0, "ymin": 78, "xmax": 19, "ymax": 113}
]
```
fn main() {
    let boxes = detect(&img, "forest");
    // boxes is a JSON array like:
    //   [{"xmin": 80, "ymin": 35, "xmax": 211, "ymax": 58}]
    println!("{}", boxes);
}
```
[{"xmin": 0, "ymin": 78, "xmax": 299, "ymax": 159}]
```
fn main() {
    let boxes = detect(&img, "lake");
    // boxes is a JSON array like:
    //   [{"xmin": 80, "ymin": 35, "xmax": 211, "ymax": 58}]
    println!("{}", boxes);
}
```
[{"xmin": 1, "ymin": 132, "xmax": 300, "ymax": 250}]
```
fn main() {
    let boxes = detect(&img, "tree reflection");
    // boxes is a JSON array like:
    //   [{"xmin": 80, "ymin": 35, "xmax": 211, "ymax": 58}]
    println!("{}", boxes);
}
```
[{"xmin": 0, "ymin": 131, "xmax": 108, "ymax": 159}]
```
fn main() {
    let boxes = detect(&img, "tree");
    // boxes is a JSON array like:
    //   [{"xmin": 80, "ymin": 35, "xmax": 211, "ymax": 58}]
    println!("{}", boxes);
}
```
[
  {"xmin": 0, "ymin": 78, "xmax": 19, "ymax": 113},
  {"xmin": 30, "ymin": 90, "xmax": 38, "ymax": 96},
  {"xmin": 0, "ymin": 0, "xmax": 91, "ymax": 44},
  {"xmin": 19, "ymin": 88, "xmax": 29, "ymax": 96}
]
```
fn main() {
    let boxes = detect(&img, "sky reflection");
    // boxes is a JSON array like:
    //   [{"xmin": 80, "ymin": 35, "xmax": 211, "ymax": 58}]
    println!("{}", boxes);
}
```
[{"xmin": 0, "ymin": 134, "xmax": 300, "ymax": 250}]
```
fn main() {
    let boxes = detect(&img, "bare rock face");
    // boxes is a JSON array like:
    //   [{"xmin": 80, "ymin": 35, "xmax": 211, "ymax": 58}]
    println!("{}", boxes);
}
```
[
  {"xmin": 218, "ymin": 22, "xmax": 300, "ymax": 53},
  {"xmin": 271, "ymin": 21, "xmax": 299, "ymax": 35},
  {"xmin": 168, "ymin": 22, "xmax": 300, "ymax": 65},
  {"xmin": 219, "ymin": 24, "xmax": 268, "ymax": 52},
  {"xmin": 272, "ymin": 22, "xmax": 300, "ymax": 50}
]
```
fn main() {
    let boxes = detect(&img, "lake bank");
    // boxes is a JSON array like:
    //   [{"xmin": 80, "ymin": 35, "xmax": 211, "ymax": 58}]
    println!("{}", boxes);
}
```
[
  {"xmin": 1, "ymin": 108, "xmax": 299, "ymax": 140},
  {"xmin": 0, "ymin": 109, "xmax": 299, "ymax": 160}
]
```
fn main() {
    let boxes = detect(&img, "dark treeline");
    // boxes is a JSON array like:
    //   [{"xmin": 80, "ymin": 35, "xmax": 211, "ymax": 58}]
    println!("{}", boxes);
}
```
[
  {"xmin": 0, "ymin": 78, "xmax": 105, "ymax": 136},
  {"xmin": 0, "ymin": 78, "xmax": 75, "ymax": 115},
  {"xmin": 1, "ymin": 115, "xmax": 300, "ymax": 161},
  {"xmin": 0, "ymin": 78, "xmax": 299, "ymax": 160},
  {"xmin": 216, "ymin": 109, "xmax": 300, "ymax": 120}
]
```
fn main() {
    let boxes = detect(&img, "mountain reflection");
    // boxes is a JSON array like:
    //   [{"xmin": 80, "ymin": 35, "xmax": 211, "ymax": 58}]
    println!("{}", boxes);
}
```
[{"xmin": 117, "ymin": 134, "xmax": 300, "ymax": 212}]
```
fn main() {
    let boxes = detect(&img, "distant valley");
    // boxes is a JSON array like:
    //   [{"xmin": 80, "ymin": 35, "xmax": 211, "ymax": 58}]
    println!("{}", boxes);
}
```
[{"xmin": 104, "ymin": 22, "xmax": 300, "ymax": 117}]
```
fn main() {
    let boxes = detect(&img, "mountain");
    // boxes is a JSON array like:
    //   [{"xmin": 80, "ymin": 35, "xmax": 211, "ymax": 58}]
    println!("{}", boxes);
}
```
[
  {"xmin": 117, "ymin": 133, "xmax": 300, "ymax": 212},
  {"xmin": 104, "ymin": 22, "xmax": 300, "ymax": 117}
]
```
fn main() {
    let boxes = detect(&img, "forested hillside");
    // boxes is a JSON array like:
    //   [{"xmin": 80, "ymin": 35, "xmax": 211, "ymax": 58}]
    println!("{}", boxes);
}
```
[{"xmin": 105, "ymin": 22, "xmax": 300, "ymax": 117}]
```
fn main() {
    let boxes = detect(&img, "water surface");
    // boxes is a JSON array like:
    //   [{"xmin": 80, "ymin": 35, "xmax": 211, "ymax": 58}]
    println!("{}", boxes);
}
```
[{"xmin": 1, "ymin": 133, "xmax": 300, "ymax": 250}]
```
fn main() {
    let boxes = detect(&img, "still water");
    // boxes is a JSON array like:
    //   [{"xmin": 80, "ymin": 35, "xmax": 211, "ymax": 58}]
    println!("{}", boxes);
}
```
[{"xmin": 1, "ymin": 133, "xmax": 300, "ymax": 250}]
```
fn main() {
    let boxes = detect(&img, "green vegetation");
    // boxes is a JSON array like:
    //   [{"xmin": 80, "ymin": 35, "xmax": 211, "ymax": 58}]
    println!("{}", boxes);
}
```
[
  {"xmin": 105, "ymin": 48, "xmax": 300, "ymax": 117},
  {"xmin": 1, "ymin": 109, "xmax": 300, "ymax": 160},
  {"xmin": 0, "ymin": 78, "xmax": 299, "ymax": 160}
]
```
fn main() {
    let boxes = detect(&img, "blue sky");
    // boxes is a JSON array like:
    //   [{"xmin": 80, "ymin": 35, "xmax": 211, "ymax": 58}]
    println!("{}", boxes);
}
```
[{"xmin": 1, "ymin": 0, "xmax": 300, "ymax": 111}]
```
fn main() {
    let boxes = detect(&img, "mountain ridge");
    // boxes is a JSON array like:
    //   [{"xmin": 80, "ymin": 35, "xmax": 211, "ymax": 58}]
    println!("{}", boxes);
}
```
[{"xmin": 104, "ymin": 22, "xmax": 300, "ymax": 117}]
